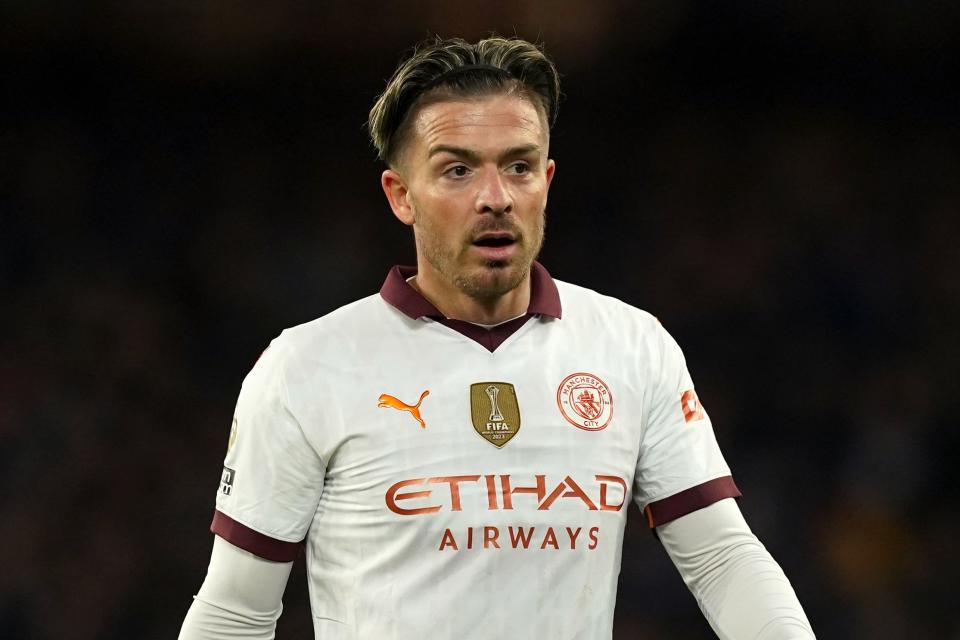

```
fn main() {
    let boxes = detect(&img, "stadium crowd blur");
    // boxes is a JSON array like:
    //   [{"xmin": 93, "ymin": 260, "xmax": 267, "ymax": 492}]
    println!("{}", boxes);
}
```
[{"xmin": 2, "ymin": 3, "xmax": 958, "ymax": 639}]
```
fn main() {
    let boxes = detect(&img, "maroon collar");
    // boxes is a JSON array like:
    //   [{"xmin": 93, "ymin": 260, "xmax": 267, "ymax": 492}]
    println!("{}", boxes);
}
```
[{"xmin": 379, "ymin": 261, "xmax": 562, "ymax": 352}]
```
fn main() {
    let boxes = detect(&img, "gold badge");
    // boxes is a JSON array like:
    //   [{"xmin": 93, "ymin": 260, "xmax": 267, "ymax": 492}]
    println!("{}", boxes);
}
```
[{"xmin": 470, "ymin": 382, "xmax": 521, "ymax": 448}]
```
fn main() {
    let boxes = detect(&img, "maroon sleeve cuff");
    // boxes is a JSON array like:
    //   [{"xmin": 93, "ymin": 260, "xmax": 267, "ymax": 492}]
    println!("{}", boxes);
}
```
[
  {"xmin": 210, "ymin": 510, "xmax": 303, "ymax": 562},
  {"xmin": 643, "ymin": 476, "xmax": 741, "ymax": 528}
]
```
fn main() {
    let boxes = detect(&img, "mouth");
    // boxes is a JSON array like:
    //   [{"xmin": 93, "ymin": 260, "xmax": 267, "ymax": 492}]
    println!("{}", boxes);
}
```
[
  {"xmin": 471, "ymin": 231, "xmax": 519, "ymax": 266},
  {"xmin": 470, "ymin": 232, "xmax": 519, "ymax": 261},
  {"xmin": 472, "ymin": 232, "xmax": 516, "ymax": 248}
]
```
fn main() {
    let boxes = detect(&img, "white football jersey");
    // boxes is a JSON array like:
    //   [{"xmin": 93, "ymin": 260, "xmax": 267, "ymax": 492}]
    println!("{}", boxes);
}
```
[{"xmin": 212, "ymin": 263, "xmax": 739, "ymax": 640}]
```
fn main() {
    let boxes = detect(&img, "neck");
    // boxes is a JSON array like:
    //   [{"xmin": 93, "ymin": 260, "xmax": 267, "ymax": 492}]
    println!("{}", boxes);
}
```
[{"xmin": 410, "ymin": 264, "xmax": 532, "ymax": 325}]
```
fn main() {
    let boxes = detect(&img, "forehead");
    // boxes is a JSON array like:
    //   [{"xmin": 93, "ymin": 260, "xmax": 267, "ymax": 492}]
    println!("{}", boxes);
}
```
[{"xmin": 407, "ymin": 94, "xmax": 547, "ymax": 158}]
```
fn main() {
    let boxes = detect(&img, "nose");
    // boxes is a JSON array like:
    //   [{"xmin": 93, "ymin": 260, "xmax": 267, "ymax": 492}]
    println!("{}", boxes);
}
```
[{"xmin": 474, "ymin": 169, "xmax": 513, "ymax": 215}]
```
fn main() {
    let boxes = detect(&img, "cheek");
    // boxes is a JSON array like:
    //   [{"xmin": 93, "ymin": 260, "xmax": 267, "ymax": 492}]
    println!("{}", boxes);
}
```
[
  {"xmin": 420, "ymin": 192, "xmax": 470, "ymax": 227},
  {"xmin": 515, "ymin": 180, "xmax": 547, "ymax": 202},
  {"xmin": 423, "ymin": 187, "xmax": 469, "ymax": 214},
  {"xmin": 414, "ymin": 201, "xmax": 462, "ymax": 245},
  {"xmin": 518, "ymin": 190, "xmax": 548, "ymax": 221}
]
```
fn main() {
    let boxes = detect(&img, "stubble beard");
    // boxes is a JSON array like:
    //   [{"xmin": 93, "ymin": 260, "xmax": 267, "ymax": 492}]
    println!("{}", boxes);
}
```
[{"xmin": 414, "ymin": 205, "xmax": 546, "ymax": 303}]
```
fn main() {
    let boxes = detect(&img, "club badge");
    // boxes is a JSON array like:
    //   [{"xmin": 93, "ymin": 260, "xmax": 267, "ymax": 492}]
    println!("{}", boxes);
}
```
[
  {"xmin": 557, "ymin": 372, "xmax": 613, "ymax": 431},
  {"xmin": 470, "ymin": 382, "xmax": 521, "ymax": 447}
]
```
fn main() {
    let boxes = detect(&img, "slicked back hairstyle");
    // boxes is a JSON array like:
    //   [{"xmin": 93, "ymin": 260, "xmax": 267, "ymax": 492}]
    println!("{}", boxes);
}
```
[{"xmin": 368, "ymin": 36, "xmax": 561, "ymax": 167}]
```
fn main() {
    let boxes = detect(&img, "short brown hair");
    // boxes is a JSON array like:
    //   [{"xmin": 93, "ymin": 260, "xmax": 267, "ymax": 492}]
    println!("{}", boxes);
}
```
[{"xmin": 368, "ymin": 36, "xmax": 561, "ymax": 166}]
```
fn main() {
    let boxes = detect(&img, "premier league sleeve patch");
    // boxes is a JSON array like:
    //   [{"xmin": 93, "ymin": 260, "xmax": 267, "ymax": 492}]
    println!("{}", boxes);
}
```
[{"xmin": 220, "ymin": 467, "xmax": 236, "ymax": 496}]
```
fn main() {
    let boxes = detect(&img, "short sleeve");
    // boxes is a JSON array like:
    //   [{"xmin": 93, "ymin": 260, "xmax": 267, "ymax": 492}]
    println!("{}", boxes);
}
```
[
  {"xmin": 211, "ymin": 340, "xmax": 326, "ymax": 561},
  {"xmin": 633, "ymin": 323, "xmax": 740, "ymax": 528}
]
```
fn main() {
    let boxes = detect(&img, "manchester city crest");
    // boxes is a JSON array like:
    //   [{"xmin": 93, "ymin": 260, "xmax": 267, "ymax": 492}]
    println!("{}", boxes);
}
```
[
  {"xmin": 470, "ymin": 382, "xmax": 521, "ymax": 448},
  {"xmin": 556, "ymin": 372, "xmax": 613, "ymax": 431}
]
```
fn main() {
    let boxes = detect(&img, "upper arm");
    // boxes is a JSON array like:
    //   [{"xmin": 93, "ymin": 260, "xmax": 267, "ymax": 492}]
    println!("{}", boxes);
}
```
[
  {"xmin": 179, "ymin": 536, "xmax": 294, "ymax": 640},
  {"xmin": 198, "ymin": 535, "xmax": 294, "ymax": 614},
  {"xmin": 633, "ymin": 322, "xmax": 741, "ymax": 527},
  {"xmin": 212, "ymin": 340, "xmax": 327, "ymax": 561}
]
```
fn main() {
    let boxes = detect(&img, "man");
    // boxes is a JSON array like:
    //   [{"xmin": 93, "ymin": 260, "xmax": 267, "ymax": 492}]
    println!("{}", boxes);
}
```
[{"xmin": 180, "ymin": 36, "xmax": 815, "ymax": 639}]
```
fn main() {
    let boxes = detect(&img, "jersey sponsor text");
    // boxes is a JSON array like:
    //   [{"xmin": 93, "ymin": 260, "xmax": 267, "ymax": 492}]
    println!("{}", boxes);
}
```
[{"xmin": 385, "ymin": 473, "xmax": 627, "ymax": 515}]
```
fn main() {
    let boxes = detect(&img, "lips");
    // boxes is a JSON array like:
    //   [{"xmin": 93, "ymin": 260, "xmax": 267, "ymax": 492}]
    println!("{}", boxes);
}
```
[
  {"xmin": 471, "ymin": 231, "xmax": 517, "ymax": 248},
  {"xmin": 470, "ymin": 231, "xmax": 519, "ymax": 261}
]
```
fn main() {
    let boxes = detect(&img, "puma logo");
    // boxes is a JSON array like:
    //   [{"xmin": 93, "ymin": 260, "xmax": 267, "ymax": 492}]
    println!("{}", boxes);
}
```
[{"xmin": 378, "ymin": 390, "xmax": 430, "ymax": 429}]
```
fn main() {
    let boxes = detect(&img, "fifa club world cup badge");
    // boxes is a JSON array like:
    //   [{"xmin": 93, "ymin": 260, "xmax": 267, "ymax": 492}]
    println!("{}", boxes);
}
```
[
  {"xmin": 470, "ymin": 382, "xmax": 521, "ymax": 448},
  {"xmin": 557, "ymin": 372, "xmax": 613, "ymax": 431}
]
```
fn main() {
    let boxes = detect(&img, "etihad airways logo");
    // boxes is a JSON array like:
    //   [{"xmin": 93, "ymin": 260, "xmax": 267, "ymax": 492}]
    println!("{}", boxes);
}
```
[{"xmin": 385, "ymin": 473, "xmax": 627, "ymax": 516}]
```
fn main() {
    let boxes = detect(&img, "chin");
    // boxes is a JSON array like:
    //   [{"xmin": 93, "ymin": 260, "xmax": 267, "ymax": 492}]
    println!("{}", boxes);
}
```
[{"xmin": 455, "ymin": 261, "xmax": 529, "ymax": 300}]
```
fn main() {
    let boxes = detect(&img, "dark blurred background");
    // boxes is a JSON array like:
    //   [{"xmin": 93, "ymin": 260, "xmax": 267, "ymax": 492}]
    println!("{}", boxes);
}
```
[{"xmin": 2, "ymin": 1, "xmax": 958, "ymax": 638}]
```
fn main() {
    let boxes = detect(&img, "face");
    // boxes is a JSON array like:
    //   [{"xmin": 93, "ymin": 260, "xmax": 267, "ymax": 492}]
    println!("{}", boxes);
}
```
[{"xmin": 382, "ymin": 92, "xmax": 555, "ymax": 301}]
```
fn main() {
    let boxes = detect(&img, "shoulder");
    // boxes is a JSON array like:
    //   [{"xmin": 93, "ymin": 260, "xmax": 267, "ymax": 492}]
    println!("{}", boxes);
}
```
[
  {"xmin": 278, "ymin": 292, "xmax": 396, "ymax": 348},
  {"xmin": 253, "ymin": 292, "xmax": 403, "ymax": 382},
  {"xmin": 554, "ymin": 278, "xmax": 662, "ymax": 339}
]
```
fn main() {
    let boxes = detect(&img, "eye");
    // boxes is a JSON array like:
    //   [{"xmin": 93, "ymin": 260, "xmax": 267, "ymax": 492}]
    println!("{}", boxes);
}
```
[
  {"xmin": 508, "ymin": 162, "xmax": 530, "ymax": 175},
  {"xmin": 445, "ymin": 164, "xmax": 471, "ymax": 178}
]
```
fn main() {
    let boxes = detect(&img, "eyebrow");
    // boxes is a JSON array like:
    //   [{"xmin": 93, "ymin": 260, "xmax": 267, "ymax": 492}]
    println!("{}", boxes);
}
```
[{"xmin": 427, "ymin": 144, "xmax": 541, "ymax": 163}]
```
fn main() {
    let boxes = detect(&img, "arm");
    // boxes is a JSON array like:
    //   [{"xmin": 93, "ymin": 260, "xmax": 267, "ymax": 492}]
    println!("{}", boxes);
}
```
[
  {"xmin": 657, "ymin": 498, "xmax": 815, "ymax": 640},
  {"xmin": 179, "ymin": 535, "xmax": 293, "ymax": 640},
  {"xmin": 181, "ymin": 339, "xmax": 323, "ymax": 637}
]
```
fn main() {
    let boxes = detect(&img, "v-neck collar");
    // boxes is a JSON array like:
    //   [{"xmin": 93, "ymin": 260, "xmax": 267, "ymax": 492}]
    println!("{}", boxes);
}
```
[{"xmin": 379, "ymin": 261, "xmax": 562, "ymax": 352}]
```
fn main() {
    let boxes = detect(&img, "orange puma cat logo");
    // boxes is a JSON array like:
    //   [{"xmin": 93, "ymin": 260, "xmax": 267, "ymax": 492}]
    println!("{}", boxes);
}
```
[{"xmin": 378, "ymin": 390, "xmax": 430, "ymax": 429}]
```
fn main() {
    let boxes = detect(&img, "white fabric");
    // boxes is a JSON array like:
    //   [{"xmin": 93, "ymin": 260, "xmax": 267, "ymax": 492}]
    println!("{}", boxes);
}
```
[
  {"xmin": 658, "ymin": 499, "xmax": 816, "ymax": 640},
  {"xmin": 179, "ymin": 536, "xmax": 292, "ymax": 640},
  {"xmin": 634, "ymin": 313, "xmax": 732, "ymax": 507},
  {"xmin": 212, "ymin": 280, "xmax": 736, "ymax": 639}
]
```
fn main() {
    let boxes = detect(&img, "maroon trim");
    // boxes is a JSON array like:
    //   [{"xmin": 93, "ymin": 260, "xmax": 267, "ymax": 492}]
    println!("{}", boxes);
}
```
[
  {"xmin": 210, "ymin": 510, "xmax": 303, "ymax": 562},
  {"xmin": 643, "ymin": 476, "xmax": 742, "ymax": 528},
  {"xmin": 527, "ymin": 261, "xmax": 562, "ymax": 318},
  {"xmin": 380, "ymin": 265, "xmax": 441, "ymax": 320},
  {"xmin": 434, "ymin": 315, "xmax": 533, "ymax": 351},
  {"xmin": 378, "ymin": 261, "xmax": 561, "ymax": 352}
]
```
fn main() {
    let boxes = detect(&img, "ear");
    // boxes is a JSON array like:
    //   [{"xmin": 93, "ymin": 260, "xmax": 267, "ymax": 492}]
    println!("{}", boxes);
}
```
[
  {"xmin": 545, "ymin": 158, "xmax": 556, "ymax": 189},
  {"xmin": 381, "ymin": 169, "xmax": 415, "ymax": 226}
]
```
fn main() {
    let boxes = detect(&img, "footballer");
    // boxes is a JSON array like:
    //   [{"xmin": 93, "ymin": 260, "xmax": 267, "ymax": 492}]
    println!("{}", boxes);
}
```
[{"xmin": 179, "ymin": 36, "xmax": 815, "ymax": 640}]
